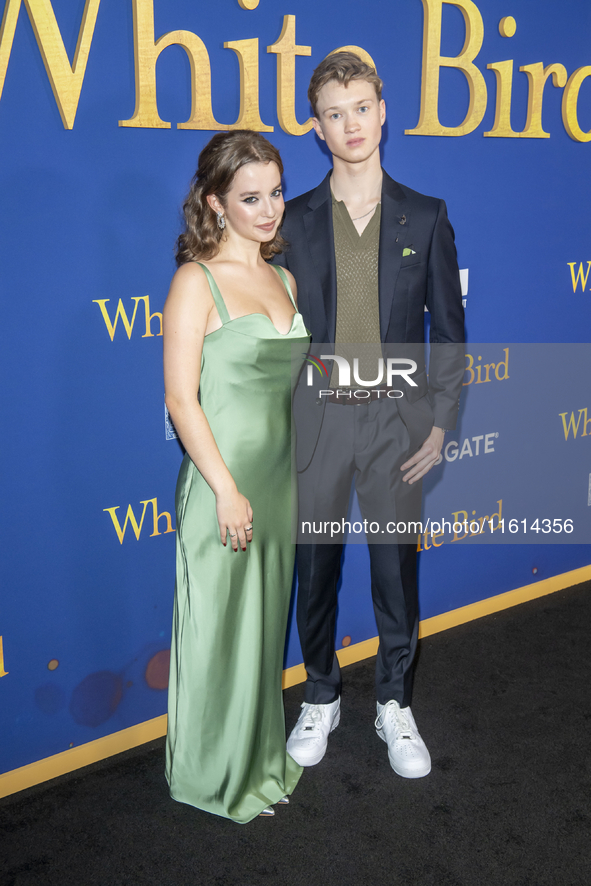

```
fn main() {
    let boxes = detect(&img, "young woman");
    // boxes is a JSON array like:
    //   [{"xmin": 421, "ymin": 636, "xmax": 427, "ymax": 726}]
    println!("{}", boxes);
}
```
[{"xmin": 163, "ymin": 131, "xmax": 308, "ymax": 823}]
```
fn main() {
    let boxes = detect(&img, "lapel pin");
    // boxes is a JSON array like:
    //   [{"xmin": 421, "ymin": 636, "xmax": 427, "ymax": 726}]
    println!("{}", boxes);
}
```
[{"xmin": 398, "ymin": 215, "xmax": 407, "ymax": 225}]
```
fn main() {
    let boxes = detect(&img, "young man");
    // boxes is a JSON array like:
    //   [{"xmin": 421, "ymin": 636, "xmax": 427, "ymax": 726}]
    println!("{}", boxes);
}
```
[{"xmin": 276, "ymin": 53, "xmax": 465, "ymax": 778}]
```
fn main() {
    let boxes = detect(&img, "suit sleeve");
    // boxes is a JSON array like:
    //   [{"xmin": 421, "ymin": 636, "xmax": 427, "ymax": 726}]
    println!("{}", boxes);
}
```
[{"xmin": 426, "ymin": 200, "xmax": 465, "ymax": 431}]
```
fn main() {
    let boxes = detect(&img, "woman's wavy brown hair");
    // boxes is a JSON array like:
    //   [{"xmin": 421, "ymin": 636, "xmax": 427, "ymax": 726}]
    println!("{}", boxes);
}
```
[{"xmin": 175, "ymin": 131, "xmax": 287, "ymax": 266}]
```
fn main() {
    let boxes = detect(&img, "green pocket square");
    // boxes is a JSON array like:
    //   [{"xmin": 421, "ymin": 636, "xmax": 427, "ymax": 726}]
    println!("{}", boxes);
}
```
[{"xmin": 402, "ymin": 247, "xmax": 417, "ymax": 257}]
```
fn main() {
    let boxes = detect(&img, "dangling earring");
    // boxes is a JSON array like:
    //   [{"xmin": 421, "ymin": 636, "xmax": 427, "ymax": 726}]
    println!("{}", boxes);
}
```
[{"xmin": 216, "ymin": 211, "xmax": 226, "ymax": 231}]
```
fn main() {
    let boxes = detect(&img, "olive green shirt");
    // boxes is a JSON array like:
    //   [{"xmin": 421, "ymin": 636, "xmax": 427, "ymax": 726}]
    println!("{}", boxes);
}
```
[{"xmin": 330, "ymin": 193, "xmax": 381, "ymax": 387}]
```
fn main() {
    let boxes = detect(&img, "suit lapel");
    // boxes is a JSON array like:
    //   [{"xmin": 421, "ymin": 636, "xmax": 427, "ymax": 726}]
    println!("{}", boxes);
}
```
[
  {"xmin": 303, "ymin": 173, "xmax": 337, "ymax": 342},
  {"xmin": 379, "ymin": 172, "xmax": 409, "ymax": 341}
]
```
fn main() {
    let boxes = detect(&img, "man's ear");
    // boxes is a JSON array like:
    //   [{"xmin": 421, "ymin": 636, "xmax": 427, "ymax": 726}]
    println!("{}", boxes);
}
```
[
  {"xmin": 206, "ymin": 193, "xmax": 223, "ymax": 215},
  {"xmin": 311, "ymin": 117, "xmax": 326, "ymax": 142},
  {"xmin": 379, "ymin": 99, "xmax": 386, "ymax": 126}
]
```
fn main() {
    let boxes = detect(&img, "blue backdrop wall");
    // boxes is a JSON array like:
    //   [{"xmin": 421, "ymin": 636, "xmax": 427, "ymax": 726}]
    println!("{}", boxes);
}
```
[{"xmin": 1, "ymin": 0, "xmax": 590, "ymax": 777}]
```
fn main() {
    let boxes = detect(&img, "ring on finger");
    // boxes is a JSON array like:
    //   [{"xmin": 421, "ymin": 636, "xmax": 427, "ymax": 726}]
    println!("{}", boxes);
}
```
[
  {"xmin": 229, "ymin": 532, "xmax": 237, "ymax": 537},
  {"xmin": 245, "ymin": 525, "xmax": 253, "ymax": 531}
]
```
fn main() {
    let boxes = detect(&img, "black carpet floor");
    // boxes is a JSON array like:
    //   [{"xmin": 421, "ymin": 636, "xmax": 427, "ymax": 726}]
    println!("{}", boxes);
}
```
[{"xmin": 2, "ymin": 581, "xmax": 590, "ymax": 886}]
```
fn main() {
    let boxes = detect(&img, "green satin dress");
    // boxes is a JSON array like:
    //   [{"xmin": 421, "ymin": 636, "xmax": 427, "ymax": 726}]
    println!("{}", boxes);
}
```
[{"xmin": 165, "ymin": 263, "xmax": 308, "ymax": 823}]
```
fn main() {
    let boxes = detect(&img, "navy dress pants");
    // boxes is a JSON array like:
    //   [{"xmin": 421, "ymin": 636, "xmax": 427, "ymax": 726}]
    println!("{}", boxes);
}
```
[{"xmin": 296, "ymin": 398, "xmax": 431, "ymax": 707}]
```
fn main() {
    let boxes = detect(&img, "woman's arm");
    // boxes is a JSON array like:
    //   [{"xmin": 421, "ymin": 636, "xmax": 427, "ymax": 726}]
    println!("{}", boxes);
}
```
[{"xmin": 163, "ymin": 263, "xmax": 253, "ymax": 551}]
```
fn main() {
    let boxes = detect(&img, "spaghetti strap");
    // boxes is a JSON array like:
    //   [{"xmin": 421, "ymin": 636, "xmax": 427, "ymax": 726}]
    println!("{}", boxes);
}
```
[
  {"xmin": 195, "ymin": 262, "xmax": 231, "ymax": 325},
  {"xmin": 272, "ymin": 265, "xmax": 297, "ymax": 310}
]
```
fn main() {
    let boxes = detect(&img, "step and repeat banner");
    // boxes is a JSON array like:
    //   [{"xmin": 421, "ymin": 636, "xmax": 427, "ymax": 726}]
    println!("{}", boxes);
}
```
[{"xmin": 1, "ymin": 0, "xmax": 590, "ymax": 776}]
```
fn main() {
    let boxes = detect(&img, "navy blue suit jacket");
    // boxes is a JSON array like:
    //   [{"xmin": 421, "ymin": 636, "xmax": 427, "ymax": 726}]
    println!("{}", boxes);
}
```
[{"xmin": 275, "ymin": 170, "xmax": 465, "ymax": 469}]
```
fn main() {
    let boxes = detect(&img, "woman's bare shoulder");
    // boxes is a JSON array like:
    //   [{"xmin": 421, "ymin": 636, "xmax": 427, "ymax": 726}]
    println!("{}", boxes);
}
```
[
  {"xmin": 171, "ymin": 259, "xmax": 209, "ymax": 287},
  {"xmin": 166, "ymin": 261, "xmax": 213, "ymax": 307}
]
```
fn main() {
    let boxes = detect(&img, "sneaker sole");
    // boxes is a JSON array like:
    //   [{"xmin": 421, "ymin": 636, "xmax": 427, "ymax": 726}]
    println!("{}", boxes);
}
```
[
  {"xmin": 287, "ymin": 709, "xmax": 340, "ymax": 767},
  {"xmin": 376, "ymin": 727, "xmax": 431, "ymax": 779}
]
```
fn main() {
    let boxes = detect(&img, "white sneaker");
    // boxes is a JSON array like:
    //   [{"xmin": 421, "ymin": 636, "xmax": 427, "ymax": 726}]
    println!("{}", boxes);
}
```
[
  {"xmin": 286, "ymin": 698, "xmax": 340, "ymax": 766},
  {"xmin": 375, "ymin": 700, "xmax": 431, "ymax": 779}
]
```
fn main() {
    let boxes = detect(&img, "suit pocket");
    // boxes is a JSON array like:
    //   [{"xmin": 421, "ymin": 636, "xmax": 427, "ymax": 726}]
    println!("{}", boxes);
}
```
[{"xmin": 400, "ymin": 252, "xmax": 422, "ymax": 269}]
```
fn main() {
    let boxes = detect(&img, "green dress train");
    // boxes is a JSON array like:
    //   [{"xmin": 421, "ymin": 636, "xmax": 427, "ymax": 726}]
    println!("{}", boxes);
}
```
[{"xmin": 165, "ymin": 263, "xmax": 309, "ymax": 823}]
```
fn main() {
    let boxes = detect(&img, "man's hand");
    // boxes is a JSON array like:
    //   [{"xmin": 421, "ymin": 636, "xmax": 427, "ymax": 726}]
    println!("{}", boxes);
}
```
[{"xmin": 400, "ymin": 427, "xmax": 445, "ymax": 484}]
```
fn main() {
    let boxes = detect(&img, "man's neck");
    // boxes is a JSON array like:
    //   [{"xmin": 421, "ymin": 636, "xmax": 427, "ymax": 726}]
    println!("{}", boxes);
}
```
[{"xmin": 330, "ymin": 152, "xmax": 383, "ymax": 210}]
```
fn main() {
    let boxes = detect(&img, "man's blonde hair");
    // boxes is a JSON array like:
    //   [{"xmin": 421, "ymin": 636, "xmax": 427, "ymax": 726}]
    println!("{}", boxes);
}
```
[{"xmin": 308, "ymin": 51, "xmax": 383, "ymax": 116}]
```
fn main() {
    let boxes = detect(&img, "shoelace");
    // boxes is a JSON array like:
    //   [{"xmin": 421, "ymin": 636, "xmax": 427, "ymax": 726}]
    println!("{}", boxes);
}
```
[
  {"xmin": 298, "ymin": 704, "xmax": 323, "ymax": 734},
  {"xmin": 375, "ymin": 701, "xmax": 414, "ymax": 739}
]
